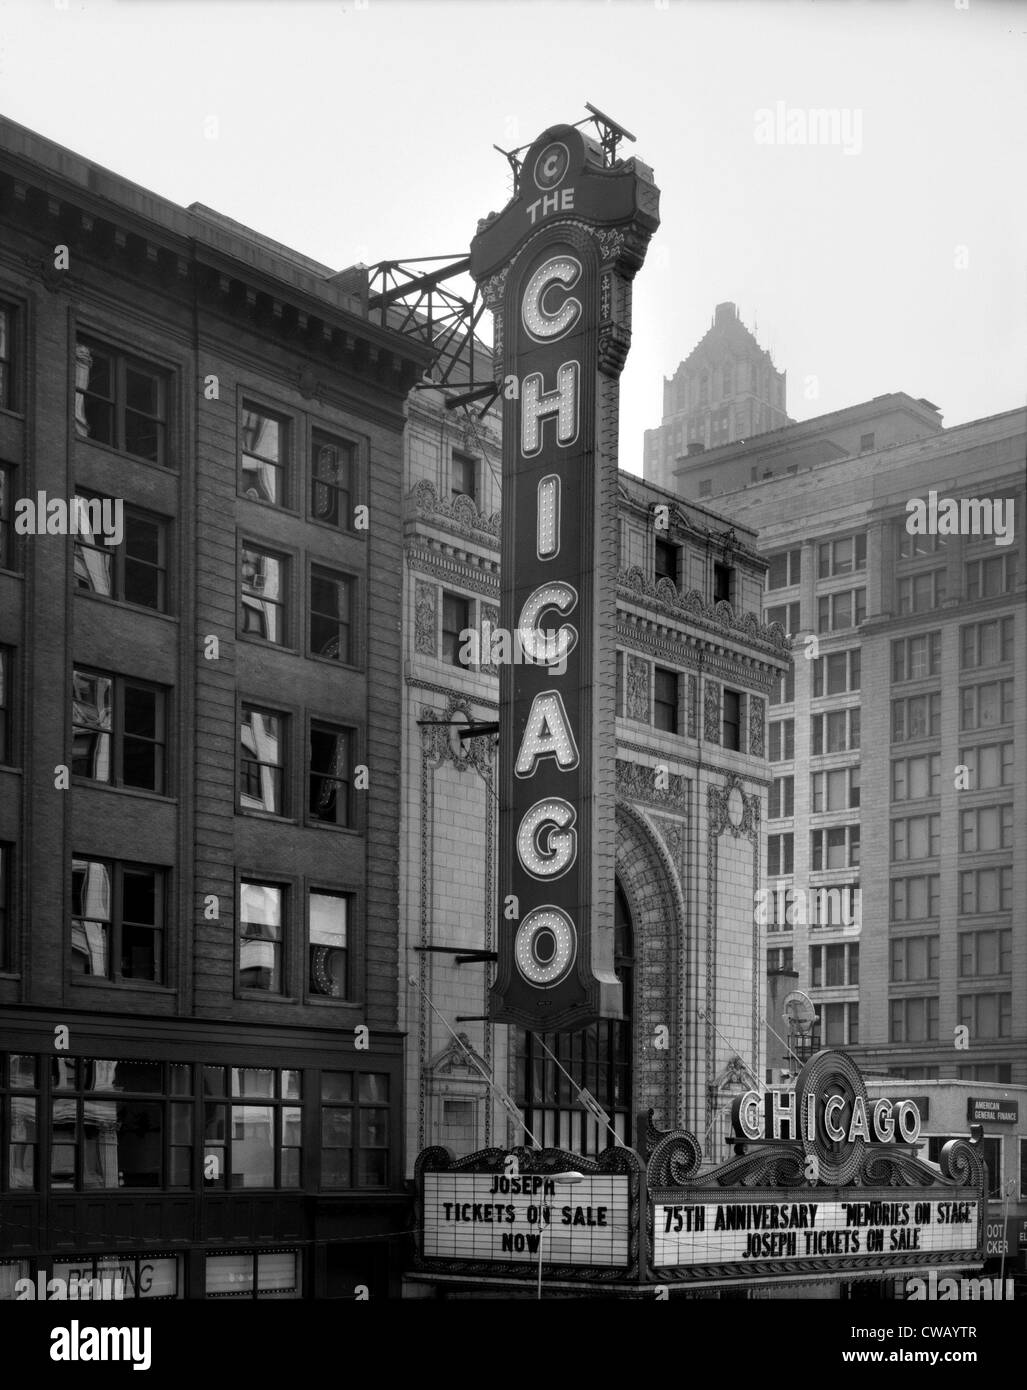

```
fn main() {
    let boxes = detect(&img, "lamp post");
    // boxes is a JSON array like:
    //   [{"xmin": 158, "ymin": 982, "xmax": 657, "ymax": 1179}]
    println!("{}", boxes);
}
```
[{"xmin": 536, "ymin": 1171, "xmax": 584, "ymax": 1300}]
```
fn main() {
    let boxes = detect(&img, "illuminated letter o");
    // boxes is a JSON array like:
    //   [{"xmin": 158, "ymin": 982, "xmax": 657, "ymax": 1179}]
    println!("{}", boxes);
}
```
[{"xmin": 514, "ymin": 907, "xmax": 576, "ymax": 987}]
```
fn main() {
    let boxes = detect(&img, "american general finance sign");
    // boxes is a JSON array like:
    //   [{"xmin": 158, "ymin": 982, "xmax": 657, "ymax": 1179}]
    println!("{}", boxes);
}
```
[{"xmin": 470, "ymin": 124, "xmax": 660, "ymax": 1029}]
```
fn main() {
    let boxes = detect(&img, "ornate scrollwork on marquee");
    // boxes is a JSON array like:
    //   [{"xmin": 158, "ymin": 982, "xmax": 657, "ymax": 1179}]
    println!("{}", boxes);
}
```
[{"xmin": 645, "ymin": 1113, "xmax": 703, "ymax": 1186}]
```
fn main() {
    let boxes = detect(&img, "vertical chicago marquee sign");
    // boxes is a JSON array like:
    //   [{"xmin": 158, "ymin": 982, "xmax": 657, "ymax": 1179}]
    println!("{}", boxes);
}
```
[{"xmin": 470, "ymin": 125, "xmax": 660, "ymax": 1028}]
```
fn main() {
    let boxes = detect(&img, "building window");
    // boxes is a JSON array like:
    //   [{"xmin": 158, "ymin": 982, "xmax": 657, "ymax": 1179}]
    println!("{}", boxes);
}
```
[
  {"xmin": 309, "ymin": 722, "xmax": 353, "ymax": 828},
  {"xmin": 811, "ymin": 825, "xmax": 860, "ymax": 870},
  {"xmin": 817, "ymin": 534, "xmax": 866, "ymax": 578},
  {"xmin": 1, "ymin": 1054, "xmax": 37, "ymax": 1191},
  {"xmin": 811, "ymin": 765, "xmax": 860, "ymax": 812},
  {"xmin": 517, "ymin": 882, "xmax": 633, "ymax": 1154},
  {"xmin": 205, "ymin": 1250, "xmax": 302, "ymax": 1299},
  {"xmin": 321, "ymin": 1071, "xmax": 390, "ymax": 1188},
  {"xmin": 766, "ymin": 548, "xmax": 800, "ymax": 590},
  {"xmin": 890, "ymin": 875, "xmax": 940, "ymax": 923},
  {"xmin": 310, "ymin": 430, "xmax": 355, "ymax": 529},
  {"xmin": 452, "ymin": 450, "xmax": 478, "ymax": 503},
  {"xmin": 240, "ymin": 544, "xmax": 287, "ymax": 645},
  {"xmin": 308, "ymin": 891, "xmax": 349, "ymax": 999},
  {"xmin": 441, "ymin": 592, "xmax": 471, "ymax": 667},
  {"xmin": 959, "ymin": 866, "xmax": 1013, "ymax": 915},
  {"xmin": 74, "ymin": 338, "xmax": 168, "ymax": 465},
  {"xmin": 713, "ymin": 562, "xmax": 733, "ymax": 604},
  {"xmin": 71, "ymin": 670, "xmax": 167, "ymax": 793},
  {"xmin": 74, "ymin": 498, "xmax": 170, "ymax": 612},
  {"xmin": 959, "ymin": 741, "xmax": 1013, "ymax": 790},
  {"xmin": 698, "ymin": 479, "xmax": 712, "ymax": 498},
  {"xmin": 70, "ymin": 859, "xmax": 165, "ymax": 983},
  {"xmin": 960, "ymin": 616, "xmax": 1013, "ymax": 669},
  {"xmin": 240, "ymin": 403, "xmax": 288, "ymax": 506},
  {"xmin": 959, "ymin": 928, "xmax": 1012, "ymax": 978},
  {"xmin": 811, "ymin": 943, "xmax": 860, "ymax": 989},
  {"xmin": 965, "ymin": 555, "xmax": 1016, "ymax": 601},
  {"xmin": 653, "ymin": 667, "xmax": 679, "ymax": 734},
  {"xmin": 767, "ymin": 946, "xmax": 793, "ymax": 973},
  {"xmin": 0, "ymin": 463, "xmax": 13, "ymax": 571},
  {"xmin": 898, "ymin": 529, "xmax": 946, "ymax": 559},
  {"xmin": 765, "ymin": 602, "xmax": 800, "ymax": 635},
  {"xmin": 808, "ymin": 884, "xmax": 860, "ymax": 930},
  {"xmin": 238, "ymin": 882, "xmax": 284, "ymax": 993},
  {"xmin": 768, "ymin": 833, "xmax": 794, "ymax": 876},
  {"xmin": 0, "ymin": 647, "xmax": 10, "ymax": 765},
  {"xmin": 0, "ymin": 303, "xmax": 16, "ymax": 412},
  {"xmin": 813, "ymin": 649, "xmax": 861, "ymax": 696},
  {"xmin": 958, "ymin": 993, "xmax": 1012, "ymax": 1040},
  {"xmin": 768, "ymin": 719, "xmax": 794, "ymax": 762},
  {"xmin": 654, "ymin": 539, "xmax": 679, "ymax": 585},
  {"xmin": 892, "ymin": 632, "xmax": 942, "ymax": 683},
  {"xmin": 960, "ymin": 679, "xmax": 1013, "ymax": 731},
  {"xmin": 859, "ymin": 433, "xmax": 875, "ymax": 453},
  {"xmin": 898, "ymin": 569, "xmax": 946, "ymax": 615},
  {"xmin": 49, "ymin": 1059, "xmax": 191, "ymax": 1191},
  {"xmin": 812, "ymin": 708, "xmax": 860, "ymax": 754},
  {"xmin": 769, "ymin": 776, "xmax": 793, "ymax": 819},
  {"xmin": 204, "ymin": 1067, "xmax": 302, "ymax": 1191},
  {"xmin": 889, "ymin": 996, "xmax": 939, "ymax": 1043},
  {"xmin": 819, "ymin": 1002, "xmax": 859, "ymax": 1046},
  {"xmin": 890, "ymin": 935, "xmax": 939, "ymax": 982},
  {"xmin": 769, "ymin": 666, "xmax": 794, "ymax": 705},
  {"xmin": 960, "ymin": 804, "xmax": 1013, "ymax": 853},
  {"xmin": 239, "ymin": 705, "xmax": 287, "ymax": 815},
  {"xmin": 722, "ymin": 688, "xmax": 742, "ymax": 750},
  {"xmin": 891, "ymin": 693, "xmax": 940, "ymax": 743},
  {"xmin": 891, "ymin": 753, "xmax": 940, "ymax": 801},
  {"xmin": 309, "ymin": 566, "xmax": 353, "ymax": 664},
  {"xmin": 817, "ymin": 588, "xmax": 866, "ymax": 633},
  {"xmin": 764, "ymin": 884, "xmax": 795, "ymax": 933},
  {"xmin": 0, "ymin": 843, "xmax": 10, "ymax": 973},
  {"xmin": 891, "ymin": 814, "xmax": 940, "ymax": 862}
]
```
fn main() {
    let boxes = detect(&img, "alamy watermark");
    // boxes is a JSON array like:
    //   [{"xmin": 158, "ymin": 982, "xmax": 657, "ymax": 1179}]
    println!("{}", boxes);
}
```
[
  {"xmin": 905, "ymin": 490, "xmax": 1014, "ymax": 546},
  {"xmin": 754, "ymin": 102, "xmax": 863, "ymax": 156},
  {"xmin": 13, "ymin": 492, "xmax": 123, "ymax": 546}
]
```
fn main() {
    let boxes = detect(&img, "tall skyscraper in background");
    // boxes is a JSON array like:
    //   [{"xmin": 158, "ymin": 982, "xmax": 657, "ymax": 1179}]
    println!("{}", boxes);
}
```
[{"xmin": 643, "ymin": 301, "xmax": 790, "ymax": 491}]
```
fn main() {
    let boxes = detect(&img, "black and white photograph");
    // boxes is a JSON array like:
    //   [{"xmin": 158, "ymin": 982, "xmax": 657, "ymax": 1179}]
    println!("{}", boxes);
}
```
[{"xmin": 0, "ymin": 0, "xmax": 1024, "ymax": 1365}]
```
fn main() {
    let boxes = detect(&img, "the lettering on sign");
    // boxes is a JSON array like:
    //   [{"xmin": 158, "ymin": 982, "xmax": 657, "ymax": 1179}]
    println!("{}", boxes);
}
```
[
  {"xmin": 423, "ymin": 1173, "xmax": 629, "ymax": 1267},
  {"xmin": 653, "ymin": 1199, "xmax": 978, "ymax": 1268}
]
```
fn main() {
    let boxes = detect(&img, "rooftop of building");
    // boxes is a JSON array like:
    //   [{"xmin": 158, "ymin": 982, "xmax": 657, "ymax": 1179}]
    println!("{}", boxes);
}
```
[
  {"xmin": 660, "ymin": 390, "xmax": 944, "ymax": 469},
  {"xmin": 668, "ymin": 300, "xmax": 782, "ymax": 375}
]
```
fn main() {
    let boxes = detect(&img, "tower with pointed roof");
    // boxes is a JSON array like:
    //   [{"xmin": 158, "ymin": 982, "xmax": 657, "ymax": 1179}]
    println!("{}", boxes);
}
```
[{"xmin": 644, "ymin": 301, "xmax": 791, "ymax": 489}]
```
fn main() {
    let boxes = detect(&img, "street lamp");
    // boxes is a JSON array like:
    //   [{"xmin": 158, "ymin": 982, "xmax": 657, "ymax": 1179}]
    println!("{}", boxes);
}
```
[{"xmin": 536, "ymin": 1171, "xmax": 584, "ymax": 1300}]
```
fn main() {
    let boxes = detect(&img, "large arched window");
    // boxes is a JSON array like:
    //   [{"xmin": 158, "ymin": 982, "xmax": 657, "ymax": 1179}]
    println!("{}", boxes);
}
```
[{"xmin": 515, "ymin": 882, "xmax": 634, "ymax": 1155}]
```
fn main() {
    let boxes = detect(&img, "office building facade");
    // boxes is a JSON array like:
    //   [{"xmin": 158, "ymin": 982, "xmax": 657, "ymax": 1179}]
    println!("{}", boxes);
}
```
[{"xmin": 0, "ymin": 118, "xmax": 430, "ymax": 1299}]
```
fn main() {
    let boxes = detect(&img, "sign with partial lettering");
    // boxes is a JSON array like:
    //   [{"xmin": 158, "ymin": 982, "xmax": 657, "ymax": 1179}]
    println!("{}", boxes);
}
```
[{"xmin": 470, "ymin": 122, "xmax": 659, "ymax": 1029}]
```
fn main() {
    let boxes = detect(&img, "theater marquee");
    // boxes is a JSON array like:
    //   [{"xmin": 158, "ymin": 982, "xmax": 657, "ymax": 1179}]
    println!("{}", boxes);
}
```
[
  {"xmin": 414, "ymin": 1053, "xmax": 987, "ymax": 1294},
  {"xmin": 470, "ymin": 124, "xmax": 660, "ymax": 1029}
]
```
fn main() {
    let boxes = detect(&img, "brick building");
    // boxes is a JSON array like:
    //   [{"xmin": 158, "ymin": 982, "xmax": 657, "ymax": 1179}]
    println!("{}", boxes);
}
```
[
  {"xmin": 656, "ymin": 394, "xmax": 1026, "ymax": 1093},
  {"xmin": 0, "ymin": 118, "xmax": 431, "ymax": 1299},
  {"xmin": 398, "ymin": 381, "xmax": 791, "ymax": 1235}
]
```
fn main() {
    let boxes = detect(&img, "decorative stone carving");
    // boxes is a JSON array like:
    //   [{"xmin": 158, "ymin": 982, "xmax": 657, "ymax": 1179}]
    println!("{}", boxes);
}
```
[
  {"xmin": 625, "ymin": 656, "xmax": 650, "ymax": 722},
  {"xmin": 408, "ymin": 479, "xmax": 501, "ymax": 540},
  {"xmin": 616, "ymin": 758, "xmax": 690, "ymax": 812},
  {"xmin": 749, "ymin": 695, "xmax": 765, "ymax": 758},
  {"xmin": 703, "ymin": 680, "xmax": 721, "ymax": 743},
  {"xmin": 414, "ymin": 582, "xmax": 437, "ymax": 656},
  {"xmin": 686, "ymin": 674, "xmax": 698, "ymax": 738},
  {"xmin": 616, "ymin": 568, "xmax": 788, "ymax": 650},
  {"xmin": 480, "ymin": 604, "xmax": 500, "ymax": 676}
]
